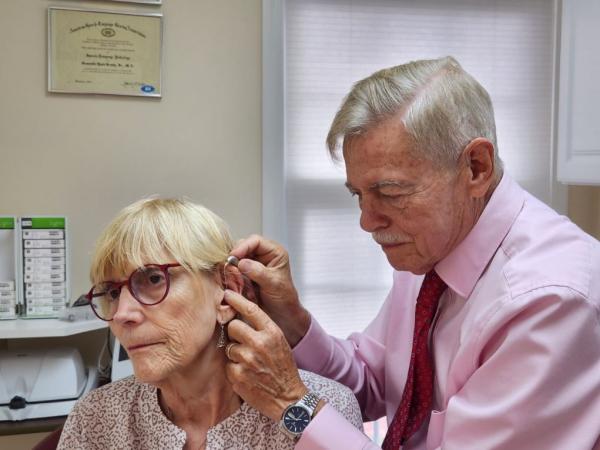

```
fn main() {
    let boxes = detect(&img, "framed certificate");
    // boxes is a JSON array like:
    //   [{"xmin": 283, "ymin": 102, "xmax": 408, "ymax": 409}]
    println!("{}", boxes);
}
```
[
  {"xmin": 105, "ymin": 1, "xmax": 162, "ymax": 4},
  {"xmin": 48, "ymin": 8, "xmax": 163, "ymax": 97}
]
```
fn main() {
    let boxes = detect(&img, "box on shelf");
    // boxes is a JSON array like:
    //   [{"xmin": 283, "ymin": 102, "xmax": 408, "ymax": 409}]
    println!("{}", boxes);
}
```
[
  {"xmin": 0, "ymin": 217, "xmax": 18, "ymax": 320},
  {"xmin": 20, "ymin": 217, "xmax": 69, "ymax": 319}
]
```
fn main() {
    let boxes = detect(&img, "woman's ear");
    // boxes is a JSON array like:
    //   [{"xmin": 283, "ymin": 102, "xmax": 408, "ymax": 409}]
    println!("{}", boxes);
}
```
[
  {"xmin": 216, "ymin": 301, "xmax": 236, "ymax": 324},
  {"xmin": 212, "ymin": 263, "xmax": 244, "ymax": 294},
  {"xmin": 224, "ymin": 264, "xmax": 244, "ymax": 294},
  {"xmin": 212, "ymin": 263, "xmax": 244, "ymax": 324}
]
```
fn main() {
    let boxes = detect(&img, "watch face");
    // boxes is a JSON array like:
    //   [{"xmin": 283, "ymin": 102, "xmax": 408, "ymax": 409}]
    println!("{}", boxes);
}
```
[{"xmin": 283, "ymin": 405, "xmax": 310, "ymax": 434}]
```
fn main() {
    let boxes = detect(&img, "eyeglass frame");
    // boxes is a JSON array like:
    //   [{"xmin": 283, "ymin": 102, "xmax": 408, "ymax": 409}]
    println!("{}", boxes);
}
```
[{"xmin": 85, "ymin": 263, "xmax": 182, "ymax": 321}]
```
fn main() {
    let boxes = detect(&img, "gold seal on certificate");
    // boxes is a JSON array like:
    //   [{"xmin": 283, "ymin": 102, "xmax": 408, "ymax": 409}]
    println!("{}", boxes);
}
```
[{"xmin": 48, "ymin": 8, "xmax": 163, "ymax": 97}]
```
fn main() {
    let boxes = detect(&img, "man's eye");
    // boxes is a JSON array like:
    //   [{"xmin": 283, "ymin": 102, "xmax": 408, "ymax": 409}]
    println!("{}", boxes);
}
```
[{"xmin": 378, "ymin": 189, "xmax": 408, "ymax": 199}]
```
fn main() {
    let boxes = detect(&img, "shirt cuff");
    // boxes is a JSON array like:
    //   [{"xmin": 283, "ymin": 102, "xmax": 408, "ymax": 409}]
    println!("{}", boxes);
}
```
[{"xmin": 296, "ymin": 404, "xmax": 376, "ymax": 450}]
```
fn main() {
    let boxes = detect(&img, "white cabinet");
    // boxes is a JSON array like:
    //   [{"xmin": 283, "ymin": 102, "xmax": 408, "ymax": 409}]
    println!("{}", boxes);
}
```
[{"xmin": 557, "ymin": 0, "xmax": 600, "ymax": 185}]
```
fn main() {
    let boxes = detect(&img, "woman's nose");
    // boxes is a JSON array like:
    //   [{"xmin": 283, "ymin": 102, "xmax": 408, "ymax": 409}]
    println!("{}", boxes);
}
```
[{"xmin": 112, "ymin": 286, "xmax": 144, "ymax": 324}]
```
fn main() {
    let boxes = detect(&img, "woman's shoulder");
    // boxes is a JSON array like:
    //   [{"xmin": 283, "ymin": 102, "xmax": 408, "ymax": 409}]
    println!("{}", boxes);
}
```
[
  {"xmin": 299, "ymin": 370, "xmax": 363, "ymax": 430},
  {"xmin": 74, "ymin": 375, "xmax": 147, "ymax": 413},
  {"xmin": 59, "ymin": 377, "xmax": 185, "ymax": 449},
  {"xmin": 62, "ymin": 376, "xmax": 151, "ymax": 434}
]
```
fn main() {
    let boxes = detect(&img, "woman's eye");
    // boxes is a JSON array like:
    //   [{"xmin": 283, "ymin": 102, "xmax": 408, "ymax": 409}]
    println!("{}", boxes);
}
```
[{"xmin": 148, "ymin": 274, "xmax": 164, "ymax": 285}]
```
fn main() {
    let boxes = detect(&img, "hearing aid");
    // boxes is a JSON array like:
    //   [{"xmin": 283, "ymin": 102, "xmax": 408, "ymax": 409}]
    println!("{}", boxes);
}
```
[{"xmin": 225, "ymin": 255, "xmax": 239, "ymax": 267}]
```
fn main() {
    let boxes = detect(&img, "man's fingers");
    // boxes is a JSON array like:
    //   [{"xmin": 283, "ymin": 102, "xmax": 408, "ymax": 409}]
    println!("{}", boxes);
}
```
[
  {"xmin": 229, "ymin": 234, "xmax": 268, "ymax": 259},
  {"xmin": 224, "ymin": 342, "xmax": 244, "ymax": 363},
  {"xmin": 224, "ymin": 290, "xmax": 273, "ymax": 331},
  {"xmin": 225, "ymin": 360, "xmax": 245, "ymax": 389},
  {"xmin": 227, "ymin": 317, "xmax": 260, "ymax": 345},
  {"xmin": 225, "ymin": 342, "xmax": 264, "ymax": 371},
  {"xmin": 230, "ymin": 234, "xmax": 284, "ymax": 266},
  {"xmin": 237, "ymin": 258, "xmax": 269, "ymax": 285}
]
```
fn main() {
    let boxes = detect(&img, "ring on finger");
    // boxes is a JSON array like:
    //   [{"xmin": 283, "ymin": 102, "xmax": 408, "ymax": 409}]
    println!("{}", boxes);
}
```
[{"xmin": 225, "ymin": 342, "xmax": 238, "ymax": 360}]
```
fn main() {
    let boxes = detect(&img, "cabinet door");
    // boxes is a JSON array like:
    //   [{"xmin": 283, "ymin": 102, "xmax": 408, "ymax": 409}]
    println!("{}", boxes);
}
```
[{"xmin": 557, "ymin": 0, "xmax": 600, "ymax": 184}]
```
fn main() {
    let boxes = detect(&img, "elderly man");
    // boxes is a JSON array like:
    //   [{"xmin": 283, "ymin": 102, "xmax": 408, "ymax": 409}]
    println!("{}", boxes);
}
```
[{"xmin": 223, "ymin": 56, "xmax": 600, "ymax": 449}]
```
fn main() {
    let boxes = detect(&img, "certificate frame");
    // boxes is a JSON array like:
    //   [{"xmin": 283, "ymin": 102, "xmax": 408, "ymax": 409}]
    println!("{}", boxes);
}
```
[{"xmin": 48, "ymin": 7, "xmax": 163, "ymax": 97}]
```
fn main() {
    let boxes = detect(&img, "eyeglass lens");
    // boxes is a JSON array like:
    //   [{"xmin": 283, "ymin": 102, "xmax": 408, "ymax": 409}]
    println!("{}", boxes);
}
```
[{"xmin": 90, "ymin": 265, "xmax": 169, "ymax": 320}]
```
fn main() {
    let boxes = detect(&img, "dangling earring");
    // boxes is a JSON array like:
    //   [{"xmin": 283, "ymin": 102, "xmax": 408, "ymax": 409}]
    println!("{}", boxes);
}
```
[{"xmin": 216, "ymin": 322, "xmax": 227, "ymax": 348}]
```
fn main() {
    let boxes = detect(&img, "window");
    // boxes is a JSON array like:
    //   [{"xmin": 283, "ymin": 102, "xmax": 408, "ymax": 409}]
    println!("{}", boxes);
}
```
[{"xmin": 263, "ymin": 0, "xmax": 561, "ymax": 340}]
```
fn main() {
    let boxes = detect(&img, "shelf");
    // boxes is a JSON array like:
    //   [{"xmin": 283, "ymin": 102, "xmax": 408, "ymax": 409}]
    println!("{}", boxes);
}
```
[
  {"xmin": 0, "ymin": 318, "xmax": 107, "ymax": 339},
  {"xmin": 0, "ymin": 415, "xmax": 65, "ymax": 436}
]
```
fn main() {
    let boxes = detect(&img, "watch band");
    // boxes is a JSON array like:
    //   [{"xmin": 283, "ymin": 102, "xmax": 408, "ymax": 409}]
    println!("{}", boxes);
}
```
[{"xmin": 298, "ymin": 391, "xmax": 321, "ymax": 417}]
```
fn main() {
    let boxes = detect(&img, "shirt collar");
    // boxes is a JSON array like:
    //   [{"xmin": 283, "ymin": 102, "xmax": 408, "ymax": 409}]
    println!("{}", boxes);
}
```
[{"xmin": 435, "ymin": 173, "xmax": 525, "ymax": 299}]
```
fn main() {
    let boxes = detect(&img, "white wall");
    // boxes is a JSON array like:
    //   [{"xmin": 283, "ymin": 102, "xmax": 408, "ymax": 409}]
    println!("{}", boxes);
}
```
[
  {"xmin": 0, "ymin": 1, "xmax": 261, "ymax": 447},
  {"xmin": 0, "ymin": 0, "xmax": 262, "ymax": 299}
]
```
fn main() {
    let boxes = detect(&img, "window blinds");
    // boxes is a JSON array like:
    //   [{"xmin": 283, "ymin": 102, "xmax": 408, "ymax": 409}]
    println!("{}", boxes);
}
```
[{"xmin": 283, "ymin": 0, "xmax": 556, "ymax": 338}]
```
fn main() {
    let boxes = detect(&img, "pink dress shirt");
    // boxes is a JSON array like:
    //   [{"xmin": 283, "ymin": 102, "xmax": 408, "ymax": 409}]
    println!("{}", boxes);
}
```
[{"xmin": 293, "ymin": 174, "xmax": 600, "ymax": 450}]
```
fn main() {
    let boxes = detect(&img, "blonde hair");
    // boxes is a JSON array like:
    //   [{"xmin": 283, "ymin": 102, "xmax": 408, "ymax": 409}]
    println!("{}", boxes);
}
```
[
  {"xmin": 90, "ymin": 198, "xmax": 233, "ymax": 283},
  {"xmin": 327, "ymin": 56, "xmax": 502, "ymax": 173}
]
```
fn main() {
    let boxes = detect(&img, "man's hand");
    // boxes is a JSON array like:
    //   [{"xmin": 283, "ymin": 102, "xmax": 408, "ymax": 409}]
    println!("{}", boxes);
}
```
[
  {"xmin": 230, "ymin": 235, "xmax": 310, "ymax": 346},
  {"xmin": 223, "ymin": 289, "xmax": 308, "ymax": 421}
]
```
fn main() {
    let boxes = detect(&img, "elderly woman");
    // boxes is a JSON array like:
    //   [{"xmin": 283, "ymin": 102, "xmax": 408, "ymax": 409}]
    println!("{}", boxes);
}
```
[{"xmin": 57, "ymin": 198, "xmax": 362, "ymax": 449}]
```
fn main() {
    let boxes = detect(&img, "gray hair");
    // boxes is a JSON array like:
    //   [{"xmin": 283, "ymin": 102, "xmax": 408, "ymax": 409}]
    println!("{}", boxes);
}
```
[{"xmin": 326, "ymin": 56, "xmax": 502, "ymax": 172}]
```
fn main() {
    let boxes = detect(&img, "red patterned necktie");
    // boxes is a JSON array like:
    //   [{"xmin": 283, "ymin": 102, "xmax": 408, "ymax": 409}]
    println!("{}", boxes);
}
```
[{"xmin": 382, "ymin": 270, "xmax": 447, "ymax": 450}]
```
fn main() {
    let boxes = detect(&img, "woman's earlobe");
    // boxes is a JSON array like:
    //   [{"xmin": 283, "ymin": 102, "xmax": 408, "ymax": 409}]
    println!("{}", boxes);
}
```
[{"xmin": 216, "ymin": 302, "xmax": 236, "ymax": 324}]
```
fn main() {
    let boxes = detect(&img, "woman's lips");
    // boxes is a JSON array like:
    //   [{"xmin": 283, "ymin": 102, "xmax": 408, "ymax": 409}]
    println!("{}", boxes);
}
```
[{"xmin": 128, "ymin": 342, "xmax": 160, "ymax": 352}]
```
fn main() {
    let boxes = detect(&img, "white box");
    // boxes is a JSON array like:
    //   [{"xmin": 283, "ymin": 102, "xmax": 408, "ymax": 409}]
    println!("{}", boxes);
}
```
[
  {"xmin": 26, "ymin": 305, "xmax": 66, "ymax": 316},
  {"xmin": 0, "ymin": 218, "xmax": 19, "ymax": 320},
  {"xmin": 24, "ymin": 248, "xmax": 65, "ymax": 257},
  {"xmin": 24, "ymin": 265, "xmax": 65, "ymax": 274},
  {"xmin": 24, "ymin": 272, "xmax": 65, "ymax": 283},
  {"xmin": 0, "ymin": 281, "xmax": 15, "ymax": 291},
  {"xmin": 24, "ymin": 257, "xmax": 66, "ymax": 267},
  {"xmin": 25, "ymin": 281, "xmax": 66, "ymax": 292},
  {"xmin": 20, "ymin": 216, "xmax": 69, "ymax": 319},
  {"xmin": 0, "ymin": 305, "xmax": 16, "ymax": 318},
  {"xmin": 22, "ymin": 230, "xmax": 64, "ymax": 239},
  {"xmin": 25, "ymin": 288, "xmax": 66, "ymax": 299},
  {"xmin": 27, "ymin": 297, "xmax": 66, "ymax": 306},
  {"xmin": 24, "ymin": 239, "xmax": 65, "ymax": 249}
]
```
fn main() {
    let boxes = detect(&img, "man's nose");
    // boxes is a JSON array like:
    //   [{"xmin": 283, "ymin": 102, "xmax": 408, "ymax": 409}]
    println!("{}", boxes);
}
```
[
  {"xmin": 359, "ymin": 196, "xmax": 388, "ymax": 232},
  {"xmin": 112, "ymin": 286, "xmax": 144, "ymax": 324}
]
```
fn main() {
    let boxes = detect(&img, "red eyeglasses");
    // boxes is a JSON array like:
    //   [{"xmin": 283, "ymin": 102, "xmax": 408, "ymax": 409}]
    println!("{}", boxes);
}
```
[{"xmin": 86, "ymin": 263, "xmax": 181, "ymax": 321}]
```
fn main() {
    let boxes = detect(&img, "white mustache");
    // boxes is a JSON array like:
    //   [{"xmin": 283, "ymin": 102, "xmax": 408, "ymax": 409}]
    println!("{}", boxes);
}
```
[{"xmin": 372, "ymin": 232, "xmax": 412, "ymax": 245}]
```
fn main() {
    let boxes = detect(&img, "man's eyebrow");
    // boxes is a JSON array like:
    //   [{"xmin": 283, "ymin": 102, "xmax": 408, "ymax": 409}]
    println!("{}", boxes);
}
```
[{"xmin": 344, "ymin": 182, "xmax": 357, "ymax": 192}]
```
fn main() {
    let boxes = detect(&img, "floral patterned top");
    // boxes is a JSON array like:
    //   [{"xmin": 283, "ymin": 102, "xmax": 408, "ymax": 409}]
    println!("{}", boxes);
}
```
[{"xmin": 57, "ymin": 370, "xmax": 363, "ymax": 449}]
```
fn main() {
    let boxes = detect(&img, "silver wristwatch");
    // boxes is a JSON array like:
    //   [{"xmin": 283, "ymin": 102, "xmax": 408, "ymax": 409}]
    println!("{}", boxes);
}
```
[{"xmin": 280, "ymin": 391, "xmax": 322, "ymax": 439}]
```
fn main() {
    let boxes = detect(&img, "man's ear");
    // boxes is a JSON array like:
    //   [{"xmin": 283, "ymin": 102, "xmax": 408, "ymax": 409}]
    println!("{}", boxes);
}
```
[{"xmin": 461, "ymin": 137, "xmax": 496, "ymax": 198}]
